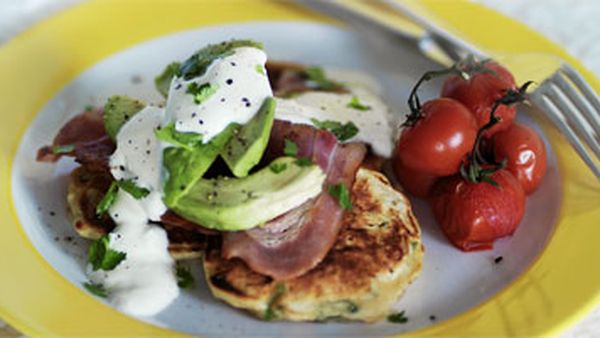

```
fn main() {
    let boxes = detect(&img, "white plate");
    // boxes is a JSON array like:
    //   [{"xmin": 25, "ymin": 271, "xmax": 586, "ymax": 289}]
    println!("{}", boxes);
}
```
[{"xmin": 11, "ymin": 21, "xmax": 561, "ymax": 337}]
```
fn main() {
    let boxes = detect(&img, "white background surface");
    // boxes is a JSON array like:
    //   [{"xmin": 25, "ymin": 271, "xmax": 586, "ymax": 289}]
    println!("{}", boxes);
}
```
[{"xmin": 0, "ymin": 0, "xmax": 598, "ymax": 337}]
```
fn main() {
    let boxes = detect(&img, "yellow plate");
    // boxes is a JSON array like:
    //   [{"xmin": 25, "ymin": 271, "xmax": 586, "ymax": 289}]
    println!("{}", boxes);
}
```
[{"xmin": 0, "ymin": 1, "xmax": 599, "ymax": 337}]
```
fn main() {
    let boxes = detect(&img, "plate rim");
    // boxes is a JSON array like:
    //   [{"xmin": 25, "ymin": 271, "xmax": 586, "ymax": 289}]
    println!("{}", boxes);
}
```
[{"xmin": 0, "ymin": 0, "xmax": 599, "ymax": 337}]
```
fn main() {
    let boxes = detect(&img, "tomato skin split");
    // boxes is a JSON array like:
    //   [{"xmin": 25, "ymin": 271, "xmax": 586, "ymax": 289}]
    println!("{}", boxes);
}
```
[{"xmin": 429, "ymin": 169, "xmax": 526, "ymax": 251}]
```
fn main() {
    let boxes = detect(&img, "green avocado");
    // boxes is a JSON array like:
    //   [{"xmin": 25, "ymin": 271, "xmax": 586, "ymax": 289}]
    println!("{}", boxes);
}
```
[
  {"xmin": 168, "ymin": 157, "xmax": 326, "ymax": 231},
  {"xmin": 162, "ymin": 124, "xmax": 238, "ymax": 207},
  {"xmin": 103, "ymin": 95, "xmax": 146, "ymax": 140},
  {"xmin": 221, "ymin": 98, "xmax": 276, "ymax": 177}
]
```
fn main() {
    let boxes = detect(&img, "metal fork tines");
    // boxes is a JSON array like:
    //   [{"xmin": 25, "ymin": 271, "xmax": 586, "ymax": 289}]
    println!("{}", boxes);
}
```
[{"xmin": 529, "ymin": 64, "xmax": 600, "ymax": 179}]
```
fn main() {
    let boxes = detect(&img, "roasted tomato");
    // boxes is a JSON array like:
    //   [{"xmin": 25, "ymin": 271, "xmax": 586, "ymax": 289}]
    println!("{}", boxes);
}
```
[
  {"xmin": 493, "ymin": 123, "xmax": 547, "ymax": 194},
  {"xmin": 429, "ymin": 169, "xmax": 526, "ymax": 251},
  {"xmin": 441, "ymin": 61, "xmax": 517, "ymax": 137},
  {"xmin": 394, "ymin": 98, "xmax": 478, "ymax": 177},
  {"xmin": 392, "ymin": 157, "xmax": 438, "ymax": 198}
]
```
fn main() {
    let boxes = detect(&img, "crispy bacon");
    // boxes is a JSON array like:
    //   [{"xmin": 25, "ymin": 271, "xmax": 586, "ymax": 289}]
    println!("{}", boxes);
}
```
[
  {"xmin": 222, "ymin": 121, "xmax": 366, "ymax": 280},
  {"xmin": 36, "ymin": 108, "xmax": 115, "ymax": 170}
]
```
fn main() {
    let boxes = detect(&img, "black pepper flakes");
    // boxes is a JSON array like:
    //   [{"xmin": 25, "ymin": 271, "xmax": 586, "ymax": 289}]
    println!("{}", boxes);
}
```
[
  {"xmin": 198, "ymin": 119, "xmax": 204, "ymax": 125},
  {"xmin": 191, "ymin": 112, "xmax": 197, "ymax": 118},
  {"xmin": 175, "ymin": 83, "xmax": 182, "ymax": 90},
  {"xmin": 230, "ymin": 61, "xmax": 236, "ymax": 66},
  {"xmin": 429, "ymin": 315, "xmax": 436, "ymax": 321},
  {"xmin": 146, "ymin": 150, "xmax": 151, "ymax": 155},
  {"xmin": 220, "ymin": 97, "xmax": 226, "ymax": 102},
  {"xmin": 49, "ymin": 211, "xmax": 56, "ymax": 216},
  {"xmin": 245, "ymin": 102, "xmax": 251, "ymax": 107},
  {"xmin": 494, "ymin": 256, "xmax": 503, "ymax": 264},
  {"xmin": 119, "ymin": 165, "xmax": 126, "ymax": 171},
  {"xmin": 226, "ymin": 79, "xmax": 233, "ymax": 85}
]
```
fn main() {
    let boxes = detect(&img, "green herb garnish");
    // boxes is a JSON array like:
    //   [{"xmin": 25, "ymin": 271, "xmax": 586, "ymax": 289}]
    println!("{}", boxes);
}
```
[
  {"xmin": 96, "ymin": 181, "xmax": 119, "ymax": 215},
  {"xmin": 255, "ymin": 64, "xmax": 265, "ymax": 75},
  {"xmin": 83, "ymin": 282, "xmax": 108, "ymax": 298},
  {"xmin": 294, "ymin": 158, "xmax": 313, "ymax": 167},
  {"xmin": 387, "ymin": 311, "xmax": 409, "ymax": 324},
  {"xmin": 264, "ymin": 283, "xmax": 286, "ymax": 321},
  {"xmin": 310, "ymin": 118, "xmax": 359, "ymax": 142},
  {"xmin": 176, "ymin": 265, "xmax": 195, "ymax": 288},
  {"xmin": 155, "ymin": 123, "xmax": 204, "ymax": 151},
  {"xmin": 283, "ymin": 139, "xmax": 298, "ymax": 157},
  {"xmin": 269, "ymin": 162, "xmax": 287, "ymax": 174},
  {"xmin": 88, "ymin": 235, "xmax": 127, "ymax": 271},
  {"xmin": 84, "ymin": 104, "xmax": 94, "ymax": 112},
  {"xmin": 328, "ymin": 183, "xmax": 352, "ymax": 210},
  {"xmin": 117, "ymin": 179, "xmax": 150, "ymax": 199},
  {"xmin": 303, "ymin": 66, "xmax": 339, "ymax": 90},
  {"xmin": 347, "ymin": 96, "xmax": 371, "ymax": 111},
  {"xmin": 179, "ymin": 40, "xmax": 263, "ymax": 80},
  {"xmin": 51, "ymin": 144, "xmax": 75, "ymax": 155},
  {"xmin": 186, "ymin": 82, "xmax": 218, "ymax": 104}
]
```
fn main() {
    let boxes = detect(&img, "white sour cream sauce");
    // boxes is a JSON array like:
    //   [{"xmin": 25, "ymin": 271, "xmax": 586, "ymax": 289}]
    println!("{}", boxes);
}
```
[
  {"xmin": 87, "ymin": 46, "xmax": 272, "ymax": 317},
  {"xmin": 275, "ymin": 68, "xmax": 396, "ymax": 157},
  {"xmin": 166, "ymin": 47, "xmax": 272, "ymax": 142}
]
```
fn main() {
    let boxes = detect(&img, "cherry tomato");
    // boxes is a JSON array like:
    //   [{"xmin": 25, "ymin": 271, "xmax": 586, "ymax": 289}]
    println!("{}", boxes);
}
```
[
  {"xmin": 493, "ymin": 123, "xmax": 547, "ymax": 194},
  {"xmin": 395, "ymin": 98, "xmax": 478, "ymax": 177},
  {"xmin": 441, "ymin": 61, "xmax": 517, "ymax": 137},
  {"xmin": 429, "ymin": 169, "xmax": 526, "ymax": 251},
  {"xmin": 391, "ymin": 157, "xmax": 438, "ymax": 198}
]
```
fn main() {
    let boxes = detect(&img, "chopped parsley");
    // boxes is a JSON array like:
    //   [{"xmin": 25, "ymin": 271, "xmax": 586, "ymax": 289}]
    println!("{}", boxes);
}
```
[
  {"xmin": 186, "ymin": 82, "xmax": 218, "ymax": 104},
  {"xmin": 387, "ymin": 310, "xmax": 408, "ymax": 324},
  {"xmin": 410, "ymin": 240, "xmax": 419, "ymax": 252},
  {"xmin": 347, "ymin": 96, "xmax": 371, "ymax": 111},
  {"xmin": 310, "ymin": 118, "xmax": 359, "ymax": 142},
  {"xmin": 96, "ymin": 181, "xmax": 119, "ymax": 215},
  {"xmin": 328, "ymin": 183, "xmax": 352, "ymax": 210},
  {"xmin": 303, "ymin": 66, "xmax": 340, "ymax": 90},
  {"xmin": 264, "ymin": 283, "xmax": 286, "ymax": 321},
  {"xmin": 269, "ymin": 162, "xmax": 288, "ymax": 174},
  {"xmin": 83, "ymin": 282, "xmax": 107, "ymax": 298},
  {"xmin": 176, "ymin": 265, "xmax": 195, "ymax": 288},
  {"xmin": 155, "ymin": 123, "xmax": 203, "ymax": 151},
  {"xmin": 283, "ymin": 139, "xmax": 312, "ymax": 166},
  {"xmin": 294, "ymin": 158, "xmax": 313, "ymax": 167},
  {"xmin": 88, "ymin": 235, "xmax": 127, "ymax": 271},
  {"xmin": 84, "ymin": 104, "xmax": 94, "ymax": 112},
  {"xmin": 255, "ymin": 64, "xmax": 266, "ymax": 75},
  {"xmin": 51, "ymin": 144, "xmax": 75, "ymax": 155},
  {"xmin": 283, "ymin": 138, "xmax": 298, "ymax": 157},
  {"xmin": 117, "ymin": 179, "xmax": 150, "ymax": 199}
]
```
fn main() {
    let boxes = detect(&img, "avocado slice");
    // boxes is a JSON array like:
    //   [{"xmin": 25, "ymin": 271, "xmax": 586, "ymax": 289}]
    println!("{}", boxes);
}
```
[
  {"xmin": 162, "ymin": 124, "xmax": 238, "ymax": 207},
  {"xmin": 168, "ymin": 157, "xmax": 325, "ymax": 231},
  {"xmin": 221, "ymin": 98, "xmax": 276, "ymax": 177},
  {"xmin": 103, "ymin": 95, "xmax": 146, "ymax": 140}
]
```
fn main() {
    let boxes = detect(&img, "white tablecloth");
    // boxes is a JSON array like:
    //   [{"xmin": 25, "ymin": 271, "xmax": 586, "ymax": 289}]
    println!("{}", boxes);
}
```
[{"xmin": 0, "ymin": 0, "xmax": 598, "ymax": 337}]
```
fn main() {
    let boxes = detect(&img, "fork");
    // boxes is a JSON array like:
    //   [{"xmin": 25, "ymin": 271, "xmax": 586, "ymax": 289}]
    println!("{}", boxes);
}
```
[{"xmin": 300, "ymin": 0, "xmax": 600, "ymax": 180}]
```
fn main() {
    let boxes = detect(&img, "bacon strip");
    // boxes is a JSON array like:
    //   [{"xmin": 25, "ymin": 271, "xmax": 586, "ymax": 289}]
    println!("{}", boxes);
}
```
[
  {"xmin": 222, "ymin": 121, "xmax": 366, "ymax": 280},
  {"xmin": 36, "ymin": 108, "xmax": 115, "ymax": 170}
]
